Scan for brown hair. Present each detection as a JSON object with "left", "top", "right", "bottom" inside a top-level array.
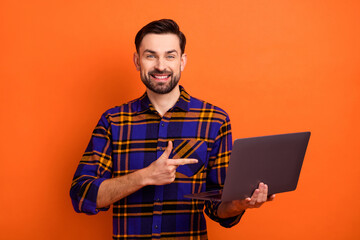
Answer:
[{"left": 135, "top": 19, "right": 186, "bottom": 54}]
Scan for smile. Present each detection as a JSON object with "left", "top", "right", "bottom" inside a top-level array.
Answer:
[{"left": 150, "top": 74, "right": 171, "bottom": 80}]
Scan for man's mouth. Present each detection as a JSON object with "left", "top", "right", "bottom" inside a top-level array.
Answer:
[{"left": 150, "top": 74, "right": 172, "bottom": 81}]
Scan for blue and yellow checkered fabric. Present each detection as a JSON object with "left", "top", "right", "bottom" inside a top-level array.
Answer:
[{"left": 70, "top": 86, "right": 242, "bottom": 239}]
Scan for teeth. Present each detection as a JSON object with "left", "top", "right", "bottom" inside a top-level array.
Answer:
[{"left": 154, "top": 75, "right": 169, "bottom": 79}]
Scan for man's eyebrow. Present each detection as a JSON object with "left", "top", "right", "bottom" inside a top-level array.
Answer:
[
  {"left": 166, "top": 50, "right": 178, "bottom": 54},
  {"left": 143, "top": 49, "right": 156, "bottom": 54},
  {"left": 143, "top": 49, "right": 179, "bottom": 55}
]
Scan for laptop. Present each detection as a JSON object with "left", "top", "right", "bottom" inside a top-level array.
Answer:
[{"left": 184, "top": 132, "right": 311, "bottom": 202}]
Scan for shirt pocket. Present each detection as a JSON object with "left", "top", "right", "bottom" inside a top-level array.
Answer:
[{"left": 169, "top": 139, "right": 207, "bottom": 177}]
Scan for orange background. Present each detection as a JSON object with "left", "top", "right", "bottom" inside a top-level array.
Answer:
[{"left": 1, "top": 0, "right": 359, "bottom": 239}]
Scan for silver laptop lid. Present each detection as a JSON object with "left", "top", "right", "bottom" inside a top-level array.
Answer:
[{"left": 221, "top": 132, "right": 310, "bottom": 202}]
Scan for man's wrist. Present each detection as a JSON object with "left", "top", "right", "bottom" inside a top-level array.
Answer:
[
  {"left": 136, "top": 167, "right": 151, "bottom": 187},
  {"left": 217, "top": 201, "right": 245, "bottom": 219}
]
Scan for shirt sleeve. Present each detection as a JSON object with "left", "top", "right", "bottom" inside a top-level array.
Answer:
[
  {"left": 70, "top": 112, "right": 113, "bottom": 215},
  {"left": 204, "top": 114, "right": 245, "bottom": 227}
]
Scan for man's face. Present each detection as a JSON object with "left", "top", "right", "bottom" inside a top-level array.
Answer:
[{"left": 134, "top": 33, "right": 187, "bottom": 94}]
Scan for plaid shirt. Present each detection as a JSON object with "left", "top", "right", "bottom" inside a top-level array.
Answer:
[{"left": 70, "top": 86, "right": 242, "bottom": 239}]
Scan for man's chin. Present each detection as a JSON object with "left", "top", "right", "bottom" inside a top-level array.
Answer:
[
  {"left": 149, "top": 85, "right": 175, "bottom": 94},
  {"left": 143, "top": 80, "right": 179, "bottom": 94}
]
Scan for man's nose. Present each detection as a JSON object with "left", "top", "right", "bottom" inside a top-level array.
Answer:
[{"left": 155, "top": 58, "right": 166, "bottom": 71}]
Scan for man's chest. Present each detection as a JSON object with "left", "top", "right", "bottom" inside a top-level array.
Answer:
[{"left": 109, "top": 112, "right": 219, "bottom": 176}]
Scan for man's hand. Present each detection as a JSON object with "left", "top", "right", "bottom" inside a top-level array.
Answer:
[
  {"left": 97, "top": 141, "right": 198, "bottom": 208},
  {"left": 143, "top": 141, "right": 198, "bottom": 186},
  {"left": 217, "top": 182, "right": 275, "bottom": 219}
]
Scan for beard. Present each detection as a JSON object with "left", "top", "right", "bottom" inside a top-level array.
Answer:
[{"left": 140, "top": 69, "right": 181, "bottom": 94}]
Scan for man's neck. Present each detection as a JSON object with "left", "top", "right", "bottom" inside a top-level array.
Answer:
[{"left": 146, "top": 85, "right": 180, "bottom": 117}]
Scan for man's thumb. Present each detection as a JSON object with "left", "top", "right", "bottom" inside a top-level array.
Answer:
[{"left": 161, "top": 141, "right": 173, "bottom": 159}]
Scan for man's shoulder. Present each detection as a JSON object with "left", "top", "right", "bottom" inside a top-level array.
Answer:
[
  {"left": 189, "top": 96, "right": 230, "bottom": 121},
  {"left": 101, "top": 97, "right": 143, "bottom": 117}
]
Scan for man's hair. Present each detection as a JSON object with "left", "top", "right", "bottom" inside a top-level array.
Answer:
[{"left": 135, "top": 19, "right": 186, "bottom": 54}]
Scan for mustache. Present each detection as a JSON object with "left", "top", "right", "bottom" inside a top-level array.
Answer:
[{"left": 148, "top": 70, "right": 173, "bottom": 75}]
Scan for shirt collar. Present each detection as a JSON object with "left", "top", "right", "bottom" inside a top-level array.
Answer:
[{"left": 138, "top": 85, "right": 190, "bottom": 113}]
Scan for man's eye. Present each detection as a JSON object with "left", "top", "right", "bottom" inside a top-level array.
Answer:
[
  {"left": 167, "top": 55, "right": 175, "bottom": 59},
  {"left": 146, "top": 55, "right": 155, "bottom": 58}
]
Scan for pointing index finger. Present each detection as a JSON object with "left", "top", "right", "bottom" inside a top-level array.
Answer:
[{"left": 170, "top": 158, "right": 198, "bottom": 166}]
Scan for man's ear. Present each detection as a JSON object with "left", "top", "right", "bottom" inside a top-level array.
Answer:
[
  {"left": 180, "top": 53, "right": 187, "bottom": 72},
  {"left": 133, "top": 52, "right": 140, "bottom": 71}
]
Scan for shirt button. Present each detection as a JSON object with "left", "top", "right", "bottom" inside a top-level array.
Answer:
[
  {"left": 159, "top": 147, "right": 163, "bottom": 151},
  {"left": 156, "top": 198, "right": 160, "bottom": 201},
  {"left": 161, "top": 123, "right": 165, "bottom": 127},
  {"left": 155, "top": 225, "right": 158, "bottom": 229}
]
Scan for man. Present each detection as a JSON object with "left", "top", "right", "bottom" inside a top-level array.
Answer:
[{"left": 70, "top": 19, "right": 274, "bottom": 239}]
